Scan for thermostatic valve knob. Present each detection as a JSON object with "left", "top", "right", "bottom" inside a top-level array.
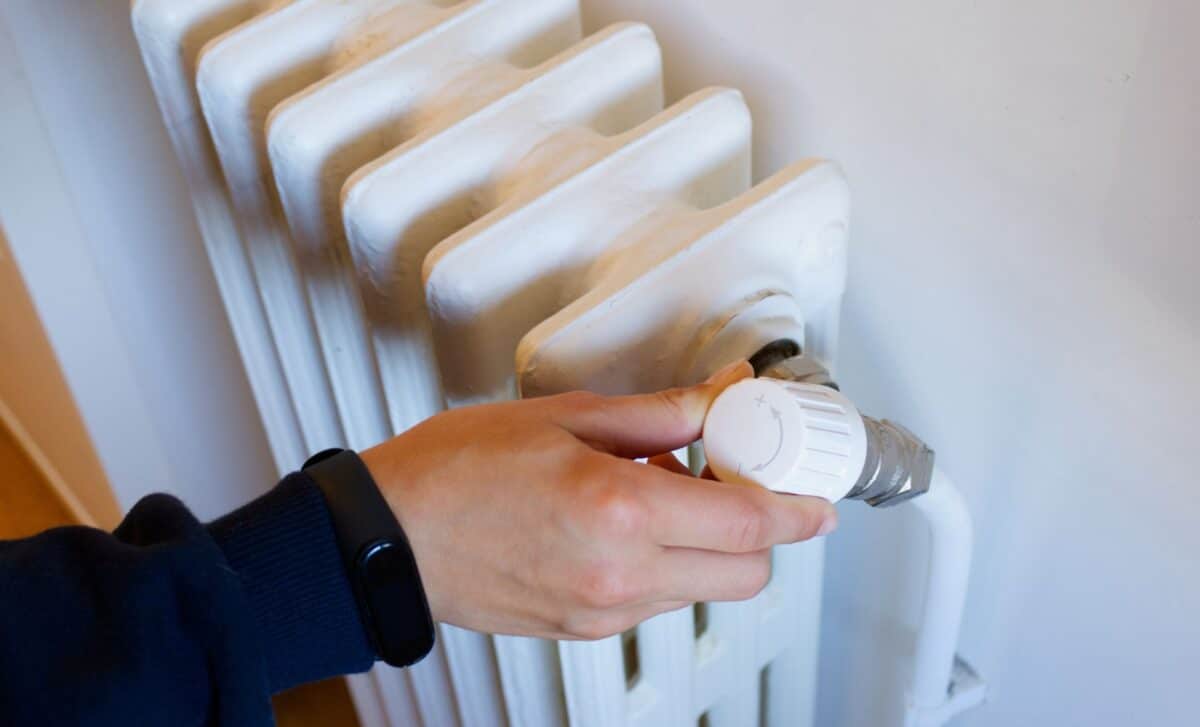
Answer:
[
  {"left": 702, "top": 378, "right": 869, "bottom": 501},
  {"left": 702, "top": 376, "right": 936, "bottom": 506}
]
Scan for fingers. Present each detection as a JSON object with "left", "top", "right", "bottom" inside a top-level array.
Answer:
[
  {"left": 647, "top": 452, "right": 692, "bottom": 476},
  {"left": 552, "top": 360, "right": 753, "bottom": 458},
  {"left": 601, "top": 456, "right": 836, "bottom": 552},
  {"left": 557, "top": 601, "right": 690, "bottom": 641},
  {"left": 558, "top": 549, "right": 775, "bottom": 639},
  {"left": 652, "top": 548, "right": 773, "bottom": 602}
]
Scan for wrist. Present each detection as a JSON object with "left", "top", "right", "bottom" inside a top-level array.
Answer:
[
  {"left": 359, "top": 444, "right": 401, "bottom": 519},
  {"left": 304, "top": 449, "right": 435, "bottom": 668},
  {"left": 361, "top": 442, "right": 455, "bottom": 627}
]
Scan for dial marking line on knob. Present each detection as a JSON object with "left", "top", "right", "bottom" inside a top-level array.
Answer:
[{"left": 751, "top": 406, "right": 784, "bottom": 473}]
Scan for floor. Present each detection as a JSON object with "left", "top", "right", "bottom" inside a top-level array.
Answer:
[{"left": 0, "top": 420, "right": 359, "bottom": 726}]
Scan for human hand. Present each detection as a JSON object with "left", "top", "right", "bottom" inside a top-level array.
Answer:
[{"left": 360, "top": 360, "right": 837, "bottom": 640}]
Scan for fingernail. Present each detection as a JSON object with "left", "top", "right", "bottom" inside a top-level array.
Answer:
[
  {"left": 816, "top": 513, "right": 838, "bottom": 537},
  {"left": 705, "top": 359, "right": 748, "bottom": 385}
]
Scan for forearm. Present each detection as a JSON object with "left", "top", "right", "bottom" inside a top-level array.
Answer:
[{"left": 0, "top": 471, "right": 377, "bottom": 726}]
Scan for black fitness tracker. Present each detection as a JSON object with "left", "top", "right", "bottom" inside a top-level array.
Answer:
[{"left": 303, "top": 448, "right": 435, "bottom": 668}]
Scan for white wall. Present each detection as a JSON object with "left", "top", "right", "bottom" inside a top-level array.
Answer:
[
  {"left": 581, "top": 1, "right": 1199, "bottom": 725},
  {"left": 0, "top": 0, "right": 276, "bottom": 520}
]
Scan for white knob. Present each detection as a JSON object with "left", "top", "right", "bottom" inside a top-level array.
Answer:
[{"left": 702, "top": 378, "right": 869, "bottom": 501}]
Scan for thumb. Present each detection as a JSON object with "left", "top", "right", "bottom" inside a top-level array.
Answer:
[{"left": 554, "top": 360, "right": 753, "bottom": 458}]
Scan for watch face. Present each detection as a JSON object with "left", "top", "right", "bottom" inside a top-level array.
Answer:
[{"left": 358, "top": 540, "right": 435, "bottom": 666}]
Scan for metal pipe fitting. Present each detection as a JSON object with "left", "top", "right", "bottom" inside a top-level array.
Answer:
[
  {"left": 753, "top": 339, "right": 934, "bottom": 508},
  {"left": 845, "top": 416, "right": 935, "bottom": 507}
]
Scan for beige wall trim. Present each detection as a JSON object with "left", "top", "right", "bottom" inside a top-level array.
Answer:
[{"left": 0, "top": 397, "right": 97, "bottom": 528}]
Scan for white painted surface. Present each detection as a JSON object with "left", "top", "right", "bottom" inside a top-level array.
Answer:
[
  {"left": 0, "top": 0, "right": 275, "bottom": 519},
  {"left": 579, "top": 1, "right": 1200, "bottom": 725},
  {"left": 133, "top": 0, "right": 319, "bottom": 474},
  {"left": 343, "top": 20, "right": 664, "bottom": 432},
  {"left": 905, "top": 474, "right": 981, "bottom": 726},
  {"left": 269, "top": 0, "right": 582, "bottom": 451},
  {"left": 517, "top": 161, "right": 848, "bottom": 400},
  {"left": 426, "top": 87, "right": 752, "bottom": 406}
]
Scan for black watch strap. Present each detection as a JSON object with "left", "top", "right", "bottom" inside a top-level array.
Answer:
[{"left": 303, "top": 448, "right": 435, "bottom": 668}]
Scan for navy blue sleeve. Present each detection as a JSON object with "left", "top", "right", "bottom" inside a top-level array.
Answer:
[{"left": 0, "top": 472, "right": 376, "bottom": 726}]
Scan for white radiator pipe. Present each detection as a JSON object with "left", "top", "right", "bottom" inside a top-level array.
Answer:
[
  {"left": 903, "top": 469, "right": 985, "bottom": 727},
  {"left": 703, "top": 358, "right": 986, "bottom": 726}
]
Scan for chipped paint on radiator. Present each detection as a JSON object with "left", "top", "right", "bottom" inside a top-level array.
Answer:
[{"left": 131, "top": 1, "right": 846, "bottom": 725}]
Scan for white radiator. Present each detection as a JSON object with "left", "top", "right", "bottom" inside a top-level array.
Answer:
[{"left": 130, "top": 2, "right": 862, "bottom": 725}]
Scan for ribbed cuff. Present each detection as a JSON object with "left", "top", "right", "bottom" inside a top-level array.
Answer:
[{"left": 207, "top": 473, "right": 376, "bottom": 693}]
